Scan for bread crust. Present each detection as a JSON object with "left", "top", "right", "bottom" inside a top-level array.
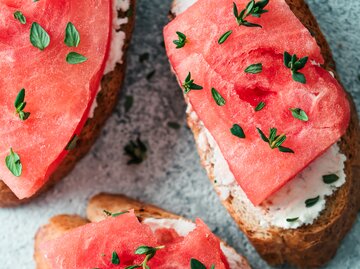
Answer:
[
  {"left": 34, "top": 193, "right": 251, "bottom": 269},
  {"left": 0, "top": 0, "right": 136, "bottom": 207},
  {"left": 179, "top": 0, "right": 360, "bottom": 268}
]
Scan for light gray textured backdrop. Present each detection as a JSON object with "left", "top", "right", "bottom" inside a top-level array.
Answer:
[{"left": 0, "top": 0, "right": 359, "bottom": 268}]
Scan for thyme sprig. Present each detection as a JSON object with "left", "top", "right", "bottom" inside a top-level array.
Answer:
[
  {"left": 125, "top": 246, "right": 164, "bottom": 269},
  {"left": 284, "top": 52, "right": 308, "bottom": 84},
  {"left": 182, "top": 72, "right": 203, "bottom": 94},
  {"left": 14, "top": 88, "right": 30, "bottom": 121},
  {"left": 190, "top": 259, "right": 215, "bottom": 269},
  {"left": 233, "top": 0, "right": 269, "bottom": 28},
  {"left": 173, "top": 31, "right": 187, "bottom": 49},
  {"left": 256, "top": 127, "right": 294, "bottom": 153}
]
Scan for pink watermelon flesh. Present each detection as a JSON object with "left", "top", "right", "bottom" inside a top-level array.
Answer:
[
  {"left": 41, "top": 212, "right": 229, "bottom": 269},
  {"left": 0, "top": 0, "right": 111, "bottom": 199},
  {"left": 164, "top": 0, "right": 350, "bottom": 205}
]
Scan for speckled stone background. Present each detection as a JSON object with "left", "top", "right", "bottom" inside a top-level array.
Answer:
[{"left": 0, "top": 0, "right": 359, "bottom": 268}]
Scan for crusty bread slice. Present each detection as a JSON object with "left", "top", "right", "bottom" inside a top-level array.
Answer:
[
  {"left": 34, "top": 193, "right": 251, "bottom": 269},
  {"left": 0, "top": 0, "right": 136, "bottom": 207},
  {"left": 170, "top": 0, "right": 360, "bottom": 268}
]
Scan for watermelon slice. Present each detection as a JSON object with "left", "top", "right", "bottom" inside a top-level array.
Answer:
[
  {"left": 164, "top": 0, "right": 350, "bottom": 205},
  {"left": 41, "top": 212, "right": 229, "bottom": 269},
  {"left": 0, "top": 0, "right": 111, "bottom": 198}
]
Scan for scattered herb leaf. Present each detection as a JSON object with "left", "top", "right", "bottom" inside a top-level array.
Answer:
[
  {"left": 65, "top": 135, "right": 79, "bottom": 151},
  {"left": 173, "top": 31, "right": 187, "bottom": 49},
  {"left": 167, "top": 122, "right": 181, "bottom": 130},
  {"left": 124, "top": 137, "right": 147, "bottom": 164},
  {"left": 14, "top": 11, "right": 26, "bottom": 24},
  {"left": 14, "top": 88, "right": 30, "bottom": 121},
  {"left": 103, "top": 210, "right": 129, "bottom": 217},
  {"left": 64, "top": 22, "right": 80, "bottom": 47},
  {"left": 290, "top": 108, "right": 309, "bottom": 122},
  {"left": 30, "top": 22, "right": 50, "bottom": 50},
  {"left": 245, "top": 63, "right": 262, "bottom": 74},
  {"left": 5, "top": 148, "right": 22, "bottom": 177},
  {"left": 256, "top": 127, "right": 294, "bottom": 153},
  {"left": 255, "top": 101, "right": 265, "bottom": 111},
  {"left": 124, "top": 95, "right": 134, "bottom": 113},
  {"left": 211, "top": 88, "right": 226, "bottom": 106},
  {"left": 305, "top": 196, "right": 320, "bottom": 208},
  {"left": 182, "top": 72, "right": 203, "bottom": 94},
  {"left": 286, "top": 217, "right": 299, "bottom": 222},
  {"left": 323, "top": 174, "right": 339, "bottom": 184},
  {"left": 190, "top": 259, "right": 207, "bottom": 269},
  {"left": 231, "top": 124, "right": 246, "bottom": 139},
  {"left": 111, "top": 251, "right": 120, "bottom": 265},
  {"left": 66, "top": 52, "right": 87, "bottom": 64},
  {"left": 218, "top": 30, "right": 232, "bottom": 44},
  {"left": 125, "top": 246, "right": 164, "bottom": 269},
  {"left": 233, "top": 0, "right": 269, "bottom": 28},
  {"left": 283, "top": 51, "right": 308, "bottom": 84}
]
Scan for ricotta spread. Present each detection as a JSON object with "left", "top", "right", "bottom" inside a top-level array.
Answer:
[
  {"left": 143, "top": 218, "right": 247, "bottom": 268},
  {"left": 89, "top": 0, "right": 130, "bottom": 118}
]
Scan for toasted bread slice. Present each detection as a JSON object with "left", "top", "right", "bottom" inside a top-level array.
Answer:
[
  {"left": 34, "top": 193, "right": 251, "bottom": 269},
  {"left": 0, "top": 0, "right": 136, "bottom": 207},
  {"left": 170, "top": 0, "right": 360, "bottom": 267}
]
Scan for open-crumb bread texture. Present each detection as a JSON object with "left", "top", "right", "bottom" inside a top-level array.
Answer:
[
  {"left": 0, "top": 0, "right": 136, "bottom": 207},
  {"left": 169, "top": 0, "right": 360, "bottom": 268},
  {"left": 34, "top": 193, "right": 251, "bottom": 269}
]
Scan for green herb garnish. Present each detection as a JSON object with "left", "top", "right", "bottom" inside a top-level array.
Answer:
[
  {"left": 284, "top": 52, "right": 308, "bottom": 84},
  {"left": 286, "top": 217, "right": 299, "bottom": 222},
  {"left": 290, "top": 108, "right": 309, "bottom": 122},
  {"left": 218, "top": 30, "right": 232, "bottom": 44},
  {"left": 14, "top": 88, "right": 30, "bottom": 121},
  {"left": 66, "top": 52, "right": 87, "bottom": 64},
  {"left": 211, "top": 88, "right": 226, "bottom": 106},
  {"left": 124, "top": 95, "right": 134, "bottom": 113},
  {"left": 230, "top": 124, "right": 245, "bottom": 138},
  {"left": 305, "top": 196, "right": 320, "bottom": 208},
  {"left": 255, "top": 101, "right": 265, "bottom": 111},
  {"left": 103, "top": 210, "right": 129, "bottom": 217},
  {"left": 124, "top": 137, "right": 147, "bottom": 164},
  {"left": 233, "top": 0, "right": 269, "bottom": 28},
  {"left": 256, "top": 127, "right": 294, "bottom": 153},
  {"left": 64, "top": 22, "right": 80, "bottom": 47},
  {"left": 245, "top": 63, "right": 262, "bottom": 74},
  {"left": 323, "top": 174, "right": 339, "bottom": 184},
  {"left": 125, "top": 246, "right": 164, "bottom": 269},
  {"left": 190, "top": 259, "right": 215, "bottom": 269},
  {"left": 173, "top": 31, "right": 187, "bottom": 49},
  {"left": 182, "top": 72, "right": 203, "bottom": 94},
  {"left": 5, "top": 148, "right": 22, "bottom": 177},
  {"left": 30, "top": 22, "right": 50, "bottom": 50},
  {"left": 111, "top": 251, "right": 120, "bottom": 265},
  {"left": 65, "top": 135, "right": 78, "bottom": 151},
  {"left": 14, "top": 11, "right": 26, "bottom": 24}
]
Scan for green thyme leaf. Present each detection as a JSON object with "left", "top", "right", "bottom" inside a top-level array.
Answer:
[
  {"left": 190, "top": 258, "right": 206, "bottom": 269},
  {"left": 66, "top": 52, "right": 87, "bottom": 64},
  {"left": 278, "top": 146, "right": 295, "bottom": 153},
  {"left": 245, "top": 63, "right": 262, "bottom": 74},
  {"left": 211, "top": 265, "right": 215, "bottom": 269},
  {"left": 256, "top": 127, "right": 269, "bottom": 143},
  {"left": 111, "top": 251, "right": 120, "bottom": 265},
  {"left": 182, "top": 72, "right": 203, "bottom": 94},
  {"left": 30, "top": 22, "right": 50, "bottom": 50},
  {"left": 231, "top": 124, "right": 245, "bottom": 139},
  {"left": 286, "top": 217, "right": 299, "bottom": 222},
  {"left": 65, "top": 135, "right": 79, "bottom": 151},
  {"left": 305, "top": 196, "right": 320, "bottom": 208},
  {"left": 255, "top": 101, "right": 265, "bottom": 111},
  {"left": 323, "top": 174, "right": 339, "bottom": 184},
  {"left": 233, "top": 0, "right": 269, "bottom": 27},
  {"left": 124, "top": 95, "right": 134, "bottom": 113},
  {"left": 257, "top": 128, "right": 294, "bottom": 153},
  {"left": 124, "top": 137, "right": 147, "bottom": 164},
  {"left": 173, "top": 31, "right": 187, "bottom": 49},
  {"left": 103, "top": 210, "right": 129, "bottom": 217},
  {"left": 211, "top": 88, "right": 226, "bottom": 106},
  {"left": 218, "top": 30, "right": 232, "bottom": 44},
  {"left": 14, "top": 88, "right": 30, "bottom": 121},
  {"left": 290, "top": 108, "right": 309, "bottom": 122},
  {"left": 14, "top": 11, "right": 26, "bottom": 24},
  {"left": 292, "top": 71, "right": 306, "bottom": 84},
  {"left": 126, "top": 246, "right": 164, "bottom": 269},
  {"left": 64, "top": 22, "right": 80, "bottom": 47},
  {"left": 5, "top": 148, "right": 22, "bottom": 177}
]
